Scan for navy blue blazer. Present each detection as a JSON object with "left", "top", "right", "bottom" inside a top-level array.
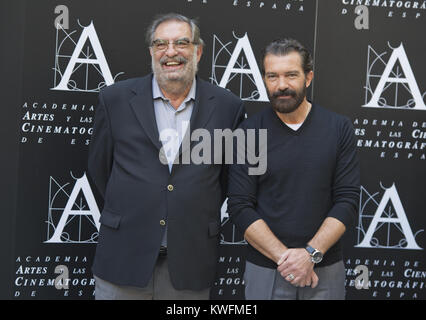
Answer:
[{"left": 88, "top": 74, "right": 245, "bottom": 290}]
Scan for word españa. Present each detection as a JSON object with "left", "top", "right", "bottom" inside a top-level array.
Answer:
[{"left": 231, "top": 1, "right": 305, "bottom": 11}]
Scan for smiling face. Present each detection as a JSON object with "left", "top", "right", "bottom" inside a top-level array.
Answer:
[
  {"left": 263, "top": 52, "right": 313, "bottom": 114},
  {"left": 150, "top": 20, "right": 202, "bottom": 90}
]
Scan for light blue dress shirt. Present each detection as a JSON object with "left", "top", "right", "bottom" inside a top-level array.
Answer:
[{"left": 152, "top": 76, "right": 196, "bottom": 172}]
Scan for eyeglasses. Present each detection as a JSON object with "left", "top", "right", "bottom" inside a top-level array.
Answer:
[{"left": 151, "top": 38, "right": 197, "bottom": 52}]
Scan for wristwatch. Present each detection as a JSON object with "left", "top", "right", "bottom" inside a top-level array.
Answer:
[{"left": 305, "top": 245, "right": 323, "bottom": 264}]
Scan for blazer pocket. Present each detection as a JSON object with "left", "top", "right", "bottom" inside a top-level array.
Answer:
[
  {"left": 99, "top": 209, "right": 122, "bottom": 229},
  {"left": 208, "top": 222, "right": 220, "bottom": 237}
]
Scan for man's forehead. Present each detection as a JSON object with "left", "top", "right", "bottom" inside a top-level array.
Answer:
[
  {"left": 154, "top": 20, "right": 192, "bottom": 38},
  {"left": 264, "top": 52, "right": 303, "bottom": 71}
]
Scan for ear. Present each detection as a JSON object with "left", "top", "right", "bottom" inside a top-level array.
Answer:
[
  {"left": 305, "top": 71, "right": 314, "bottom": 87},
  {"left": 149, "top": 47, "right": 153, "bottom": 57},
  {"left": 196, "top": 45, "right": 203, "bottom": 63}
]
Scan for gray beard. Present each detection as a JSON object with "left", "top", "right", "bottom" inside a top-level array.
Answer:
[
  {"left": 152, "top": 48, "right": 198, "bottom": 96},
  {"left": 155, "top": 72, "right": 194, "bottom": 96}
]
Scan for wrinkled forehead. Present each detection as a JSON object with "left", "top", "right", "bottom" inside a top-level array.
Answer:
[
  {"left": 264, "top": 52, "right": 304, "bottom": 73},
  {"left": 153, "top": 20, "right": 192, "bottom": 40}
]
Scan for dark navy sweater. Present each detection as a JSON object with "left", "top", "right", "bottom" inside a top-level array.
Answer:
[{"left": 227, "top": 103, "right": 360, "bottom": 269}]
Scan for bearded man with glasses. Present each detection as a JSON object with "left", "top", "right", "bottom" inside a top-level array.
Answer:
[{"left": 88, "top": 13, "right": 245, "bottom": 300}]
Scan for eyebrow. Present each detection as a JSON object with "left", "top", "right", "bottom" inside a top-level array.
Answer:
[
  {"left": 285, "top": 71, "right": 300, "bottom": 75},
  {"left": 153, "top": 37, "right": 191, "bottom": 42},
  {"left": 265, "top": 71, "right": 301, "bottom": 76}
]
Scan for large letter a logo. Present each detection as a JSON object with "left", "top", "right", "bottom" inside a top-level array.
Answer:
[
  {"left": 363, "top": 43, "right": 425, "bottom": 110},
  {"left": 45, "top": 173, "right": 101, "bottom": 244},
  {"left": 212, "top": 33, "right": 268, "bottom": 102},
  {"left": 357, "top": 184, "right": 423, "bottom": 250},
  {"left": 51, "top": 22, "right": 118, "bottom": 92}
]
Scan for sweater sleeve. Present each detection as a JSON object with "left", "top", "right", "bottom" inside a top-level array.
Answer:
[
  {"left": 327, "top": 117, "right": 361, "bottom": 229},
  {"left": 220, "top": 101, "right": 247, "bottom": 203},
  {"left": 227, "top": 125, "right": 262, "bottom": 234}
]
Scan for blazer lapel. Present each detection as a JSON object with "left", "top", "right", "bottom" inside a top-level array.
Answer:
[{"left": 129, "top": 75, "right": 163, "bottom": 151}]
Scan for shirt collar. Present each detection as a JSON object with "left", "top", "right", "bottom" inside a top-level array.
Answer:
[{"left": 152, "top": 76, "right": 196, "bottom": 103}]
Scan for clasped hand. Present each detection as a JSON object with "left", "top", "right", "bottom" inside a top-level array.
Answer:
[{"left": 277, "top": 248, "right": 319, "bottom": 288}]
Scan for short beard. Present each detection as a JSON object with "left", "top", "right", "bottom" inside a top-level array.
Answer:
[
  {"left": 152, "top": 47, "right": 198, "bottom": 96},
  {"left": 268, "top": 82, "right": 306, "bottom": 114}
]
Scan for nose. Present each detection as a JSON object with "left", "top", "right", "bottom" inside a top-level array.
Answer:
[
  {"left": 164, "top": 43, "right": 178, "bottom": 57},
  {"left": 277, "top": 76, "right": 289, "bottom": 91}
]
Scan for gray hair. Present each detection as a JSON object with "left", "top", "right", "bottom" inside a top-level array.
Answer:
[
  {"left": 261, "top": 38, "right": 313, "bottom": 75},
  {"left": 145, "top": 13, "right": 205, "bottom": 47}
]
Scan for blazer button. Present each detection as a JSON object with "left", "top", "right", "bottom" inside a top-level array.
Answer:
[
  {"left": 167, "top": 184, "right": 174, "bottom": 192},
  {"left": 160, "top": 219, "right": 166, "bottom": 226}
]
